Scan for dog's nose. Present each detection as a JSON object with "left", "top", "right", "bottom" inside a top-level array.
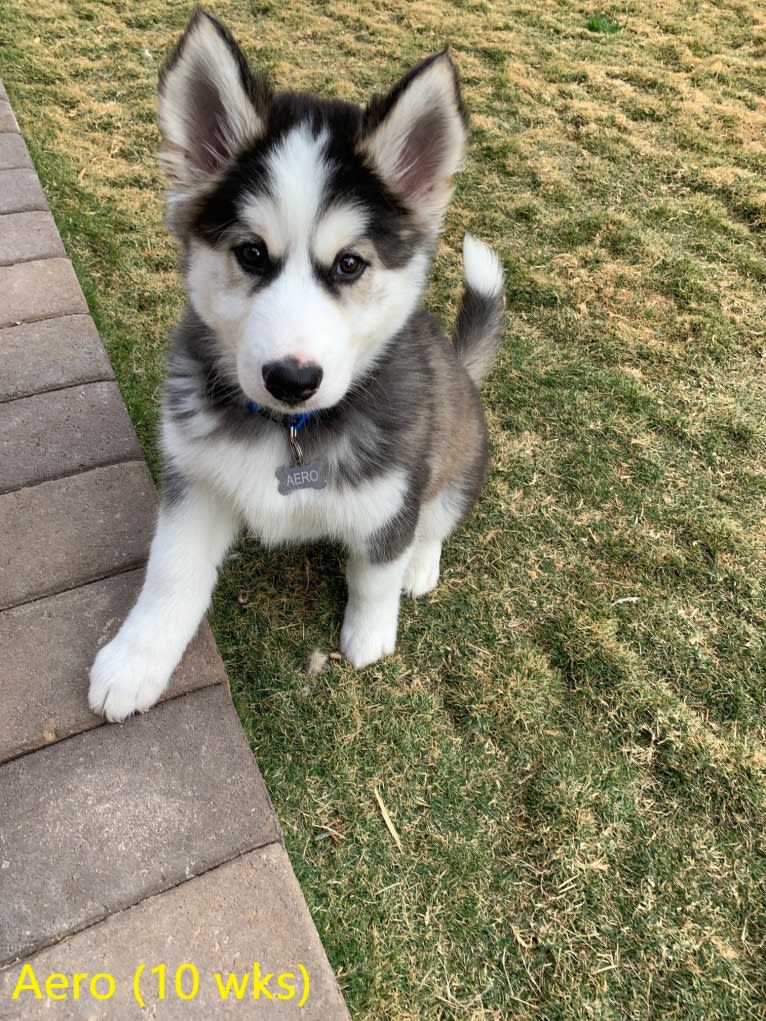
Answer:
[{"left": 262, "top": 359, "right": 323, "bottom": 405}]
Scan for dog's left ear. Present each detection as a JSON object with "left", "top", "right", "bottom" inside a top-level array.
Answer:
[{"left": 361, "top": 51, "right": 467, "bottom": 232}]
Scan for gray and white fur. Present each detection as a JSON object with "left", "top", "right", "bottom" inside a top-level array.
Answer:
[{"left": 89, "top": 10, "right": 505, "bottom": 721}]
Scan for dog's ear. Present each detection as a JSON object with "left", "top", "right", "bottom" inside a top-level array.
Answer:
[
  {"left": 361, "top": 51, "right": 467, "bottom": 232},
  {"left": 157, "top": 10, "right": 270, "bottom": 190}
]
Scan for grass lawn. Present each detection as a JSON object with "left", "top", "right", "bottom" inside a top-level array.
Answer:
[{"left": 3, "top": 0, "right": 766, "bottom": 1017}]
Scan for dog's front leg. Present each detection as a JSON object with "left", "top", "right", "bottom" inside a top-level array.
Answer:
[
  {"left": 340, "top": 550, "right": 410, "bottom": 668},
  {"left": 89, "top": 483, "right": 239, "bottom": 722}
]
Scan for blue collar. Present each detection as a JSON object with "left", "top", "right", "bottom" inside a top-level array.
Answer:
[{"left": 246, "top": 400, "right": 315, "bottom": 432}]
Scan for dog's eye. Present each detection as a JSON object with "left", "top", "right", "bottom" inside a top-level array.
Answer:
[
  {"left": 234, "top": 240, "right": 269, "bottom": 274},
  {"left": 332, "top": 252, "right": 366, "bottom": 282}
]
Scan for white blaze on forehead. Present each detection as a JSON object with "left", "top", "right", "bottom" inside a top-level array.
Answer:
[
  {"left": 238, "top": 123, "right": 331, "bottom": 258},
  {"left": 314, "top": 203, "right": 370, "bottom": 265}
]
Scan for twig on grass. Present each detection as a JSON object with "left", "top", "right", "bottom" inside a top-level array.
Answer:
[{"left": 374, "top": 786, "right": 403, "bottom": 852}]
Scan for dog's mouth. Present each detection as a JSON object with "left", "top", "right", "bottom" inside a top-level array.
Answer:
[
  {"left": 246, "top": 389, "right": 323, "bottom": 416},
  {"left": 246, "top": 396, "right": 318, "bottom": 423},
  {"left": 243, "top": 385, "right": 340, "bottom": 421}
]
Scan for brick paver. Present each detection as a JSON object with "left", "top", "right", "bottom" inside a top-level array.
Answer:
[
  {"left": 0, "top": 132, "right": 32, "bottom": 169},
  {"left": 0, "top": 570, "right": 226, "bottom": 763},
  {"left": 0, "top": 315, "right": 113, "bottom": 401},
  {"left": 0, "top": 169, "right": 47, "bottom": 214},
  {"left": 0, "top": 258, "right": 88, "bottom": 327},
  {"left": 0, "top": 101, "right": 17, "bottom": 134},
  {"left": 0, "top": 382, "right": 142, "bottom": 492},
  {"left": 0, "top": 845, "right": 351, "bottom": 1020},
  {"left": 0, "top": 461, "right": 156, "bottom": 610},
  {"left": 0, "top": 685, "right": 281, "bottom": 963},
  {"left": 0, "top": 210, "right": 66, "bottom": 266}
]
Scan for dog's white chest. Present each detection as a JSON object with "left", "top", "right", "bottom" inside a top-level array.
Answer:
[{"left": 167, "top": 422, "right": 406, "bottom": 549}]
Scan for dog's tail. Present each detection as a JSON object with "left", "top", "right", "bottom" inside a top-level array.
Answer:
[{"left": 452, "top": 234, "right": 505, "bottom": 387}]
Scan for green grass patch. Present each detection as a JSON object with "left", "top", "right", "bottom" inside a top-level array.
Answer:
[
  {"left": 3, "top": 0, "right": 766, "bottom": 1017},
  {"left": 585, "top": 13, "right": 622, "bottom": 34}
]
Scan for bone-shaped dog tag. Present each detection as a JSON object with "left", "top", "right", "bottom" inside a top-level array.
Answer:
[{"left": 276, "top": 462, "right": 328, "bottom": 495}]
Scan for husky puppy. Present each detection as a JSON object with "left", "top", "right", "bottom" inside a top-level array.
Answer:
[{"left": 89, "top": 10, "right": 505, "bottom": 722}]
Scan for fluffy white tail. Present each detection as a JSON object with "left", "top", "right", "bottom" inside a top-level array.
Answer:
[{"left": 452, "top": 234, "right": 505, "bottom": 387}]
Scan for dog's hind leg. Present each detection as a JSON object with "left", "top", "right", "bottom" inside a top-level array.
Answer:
[
  {"left": 341, "top": 550, "right": 411, "bottom": 668},
  {"left": 88, "top": 482, "right": 239, "bottom": 722},
  {"left": 402, "top": 485, "right": 466, "bottom": 598},
  {"left": 402, "top": 538, "right": 442, "bottom": 598}
]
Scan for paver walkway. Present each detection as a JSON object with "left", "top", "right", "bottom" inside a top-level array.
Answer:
[{"left": 0, "top": 81, "right": 351, "bottom": 1019}]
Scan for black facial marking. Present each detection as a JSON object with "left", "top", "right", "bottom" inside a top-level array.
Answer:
[
  {"left": 182, "top": 87, "right": 425, "bottom": 272},
  {"left": 189, "top": 154, "right": 273, "bottom": 248},
  {"left": 321, "top": 153, "right": 422, "bottom": 271}
]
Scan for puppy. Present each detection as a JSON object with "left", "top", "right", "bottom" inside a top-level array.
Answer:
[{"left": 89, "top": 10, "right": 504, "bottom": 721}]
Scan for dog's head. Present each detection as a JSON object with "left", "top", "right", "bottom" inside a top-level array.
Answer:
[{"left": 157, "top": 10, "right": 467, "bottom": 413}]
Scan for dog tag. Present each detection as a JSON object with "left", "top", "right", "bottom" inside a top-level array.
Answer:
[{"left": 276, "top": 462, "right": 328, "bottom": 495}]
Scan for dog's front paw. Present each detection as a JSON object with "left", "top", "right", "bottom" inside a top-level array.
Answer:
[
  {"left": 340, "top": 610, "right": 397, "bottom": 669},
  {"left": 89, "top": 636, "right": 172, "bottom": 723}
]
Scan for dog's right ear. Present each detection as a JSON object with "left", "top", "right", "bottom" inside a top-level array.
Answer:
[{"left": 157, "top": 10, "right": 270, "bottom": 191}]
